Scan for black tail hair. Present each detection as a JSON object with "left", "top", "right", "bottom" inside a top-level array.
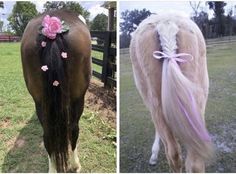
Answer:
[{"left": 37, "top": 33, "right": 70, "bottom": 172}]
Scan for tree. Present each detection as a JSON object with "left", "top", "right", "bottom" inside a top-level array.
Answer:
[
  {"left": 225, "top": 9, "right": 234, "bottom": 36},
  {"left": 0, "top": 1, "right": 3, "bottom": 32},
  {"left": 0, "top": 1, "right": 3, "bottom": 8},
  {"left": 43, "top": 1, "right": 90, "bottom": 23},
  {"left": 189, "top": 1, "right": 201, "bottom": 17},
  {"left": 192, "top": 11, "right": 209, "bottom": 38},
  {"left": 120, "top": 9, "right": 151, "bottom": 35},
  {"left": 120, "top": 33, "right": 131, "bottom": 48},
  {"left": 120, "top": 9, "right": 151, "bottom": 48},
  {"left": 90, "top": 13, "right": 108, "bottom": 31},
  {"left": 0, "top": 21, "right": 3, "bottom": 32},
  {"left": 207, "top": 1, "right": 227, "bottom": 36},
  {"left": 8, "top": 2, "right": 38, "bottom": 36}
]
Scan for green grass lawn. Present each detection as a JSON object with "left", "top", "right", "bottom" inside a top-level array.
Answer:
[
  {"left": 120, "top": 43, "right": 236, "bottom": 172},
  {"left": 0, "top": 42, "right": 116, "bottom": 173}
]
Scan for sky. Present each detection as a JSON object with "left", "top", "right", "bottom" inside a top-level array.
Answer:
[
  {"left": 120, "top": 1, "right": 236, "bottom": 19},
  {"left": 0, "top": 1, "right": 108, "bottom": 30}
]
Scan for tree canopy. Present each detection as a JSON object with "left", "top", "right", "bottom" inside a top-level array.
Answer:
[
  {"left": 207, "top": 1, "right": 227, "bottom": 18},
  {"left": 0, "top": 1, "right": 3, "bottom": 8},
  {"left": 120, "top": 9, "right": 151, "bottom": 35},
  {"left": 43, "top": 1, "right": 90, "bottom": 23},
  {"left": 90, "top": 13, "right": 108, "bottom": 31},
  {"left": 207, "top": 1, "right": 227, "bottom": 36},
  {"left": 0, "top": 1, "right": 3, "bottom": 32},
  {"left": 120, "top": 9, "right": 151, "bottom": 48},
  {"left": 8, "top": 2, "right": 38, "bottom": 36}
]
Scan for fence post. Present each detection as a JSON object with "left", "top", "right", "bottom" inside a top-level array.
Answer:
[{"left": 101, "top": 31, "right": 111, "bottom": 87}]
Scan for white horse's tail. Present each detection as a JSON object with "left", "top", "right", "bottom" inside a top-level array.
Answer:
[{"left": 154, "top": 21, "right": 213, "bottom": 160}]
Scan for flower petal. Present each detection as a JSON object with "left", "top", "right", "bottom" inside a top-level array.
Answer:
[
  {"left": 42, "top": 15, "right": 50, "bottom": 27},
  {"left": 61, "top": 52, "right": 68, "bottom": 59},
  {"left": 41, "top": 15, "right": 62, "bottom": 39},
  {"left": 53, "top": 80, "right": 59, "bottom": 86},
  {"left": 41, "top": 41, "right": 46, "bottom": 47},
  {"left": 41, "top": 65, "right": 48, "bottom": 71}
]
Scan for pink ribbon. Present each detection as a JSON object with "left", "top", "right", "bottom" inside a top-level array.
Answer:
[{"left": 153, "top": 51, "right": 193, "bottom": 63}]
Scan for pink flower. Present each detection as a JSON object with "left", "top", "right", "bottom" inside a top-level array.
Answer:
[
  {"left": 42, "top": 15, "right": 62, "bottom": 39},
  {"left": 53, "top": 80, "right": 60, "bottom": 86},
  {"left": 41, "top": 65, "right": 48, "bottom": 71},
  {"left": 41, "top": 41, "right": 47, "bottom": 47},
  {"left": 61, "top": 52, "right": 68, "bottom": 59}
]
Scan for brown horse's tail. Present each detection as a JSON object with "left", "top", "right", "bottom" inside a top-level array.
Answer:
[
  {"left": 155, "top": 21, "right": 214, "bottom": 160},
  {"left": 37, "top": 32, "right": 70, "bottom": 172}
]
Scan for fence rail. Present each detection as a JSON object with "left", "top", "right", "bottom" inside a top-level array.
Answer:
[
  {"left": 0, "top": 35, "right": 21, "bottom": 42},
  {"left": 206, "top": 35, "right": 236, "bottom": 47},
  {"left": 120, "top": 36, "right": 236, "bottom": 55},
  {"left": 91, "top": 31, "right": 116, "bottom": 88}
]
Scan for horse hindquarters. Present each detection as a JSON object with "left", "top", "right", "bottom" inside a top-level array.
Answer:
[
  {"left": 130, "top": 14, "right": 213, "bottom": 172},
  {"left": 130, "top": 22, "right": 182, "bottom": 172},
  {"left": 21, "top": 11, "right": 91, "bottom": 173}
]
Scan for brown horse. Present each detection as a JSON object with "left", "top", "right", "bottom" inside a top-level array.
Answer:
[
  {"left": 130, "top": 14, "right": 214, "bottom": 172},
  {"left": 21, "top": 10, "right": 91, "bottom": 172}
]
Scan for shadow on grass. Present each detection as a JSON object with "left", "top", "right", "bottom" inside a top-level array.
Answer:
[{"left": 2, "top": 113, "right": 48, "bottom": 173}]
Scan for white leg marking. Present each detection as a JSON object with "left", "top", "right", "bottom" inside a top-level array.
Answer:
[
  {"left": 48, "top": 155, "right": 57, "bottom": 173},
  {"left": 68, "top": 144, "right": 81, "bottom": 172},
  {"left": 149, "top": 133, "right": 160, "bottom": 165}
]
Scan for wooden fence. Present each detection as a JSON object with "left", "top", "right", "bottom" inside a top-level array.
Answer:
[
  {"left": 91, "top": 31, "right": 116, "bottom": 88},
  {"left": 0, "top": 35, "right": 21, "bottom": 42}
]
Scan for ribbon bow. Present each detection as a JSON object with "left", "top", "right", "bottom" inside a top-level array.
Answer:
[{"left": 153, "top": 51, "right": 193, "bottom": 63}]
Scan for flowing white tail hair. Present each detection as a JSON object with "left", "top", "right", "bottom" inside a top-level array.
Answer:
[{"left": 154, "top": 21, "right": 214, "bottom": 160}]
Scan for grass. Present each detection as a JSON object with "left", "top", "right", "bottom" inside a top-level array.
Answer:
[
  {"left": 120, "top": 42, "right": 236, "bottom": 172},
  {"left": 0, "top": 42, "right": 116, "bottom": 173}
]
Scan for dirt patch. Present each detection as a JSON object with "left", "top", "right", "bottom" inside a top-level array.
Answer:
[
  {"left": 6, "top": 136, "right": 17, "bottom": 151},
  {"left": 0, "top": 117, "right": 11, "bottom": 128},
  {"left": 85, "top": 78, "right": 116, "bottom": 128}
]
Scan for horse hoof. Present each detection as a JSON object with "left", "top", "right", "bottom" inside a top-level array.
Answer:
[
  {"left": 67, "top": 166, "right": 81, "bottom": 173},
  {"left": 76, "top": 165, "right": 81, "bottom": 173},
  {"left": 149, "top": 156, "right": 157, "bottom": 165}
]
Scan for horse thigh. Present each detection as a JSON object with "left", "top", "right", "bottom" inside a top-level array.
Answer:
[
  {"left": 70, "top": 97, "right": 85, "bottom": 150},
  {"left": 35, "top": 102, "right": 43, "bottom": 125}
]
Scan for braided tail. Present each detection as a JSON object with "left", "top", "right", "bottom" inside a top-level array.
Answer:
[
  {"left": 155, "top": 21, "right": 214, "bottom": 160},
  {"left": 37, "top": 32, "right": 70, "bottom": 172}
]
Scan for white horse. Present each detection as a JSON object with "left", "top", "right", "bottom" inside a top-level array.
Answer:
[{"left": 130, "top": 14, "right": 214, "bottom": 172}]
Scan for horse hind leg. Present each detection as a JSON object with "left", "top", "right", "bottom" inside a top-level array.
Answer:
[
  {"left": 48, "top": 155, "right": 57, "bottom": 173},
  {"left": 165, "top": 136, "right": 182, "bottom": 172},
  {"left": 185, "top": 148, "right": 205, "bottom": 172},
  {"left": 35, "top": 103, "right": 58, "bottom": 173},
  {"left": 67, "top": 98, "right": 85, "bottom": 172},
  {"left": 67, "top": 126, "right": 81, "bottom": 173},
  {"left": 149, "top": 131, "right": 160, "bottom": 165},
  {"left": 68, "top": 144, "right": 81, "bottom": 172},
  {"left": 151, "top": 109, "right": 182, "bottom": 172}
]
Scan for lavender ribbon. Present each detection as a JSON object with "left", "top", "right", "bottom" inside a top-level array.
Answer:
[
  {"left": 178, "top": 94, "right": 211, "bottom": 141},
  {"left": 153, "top": 51, "right": 193, "bottom": 63}
]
